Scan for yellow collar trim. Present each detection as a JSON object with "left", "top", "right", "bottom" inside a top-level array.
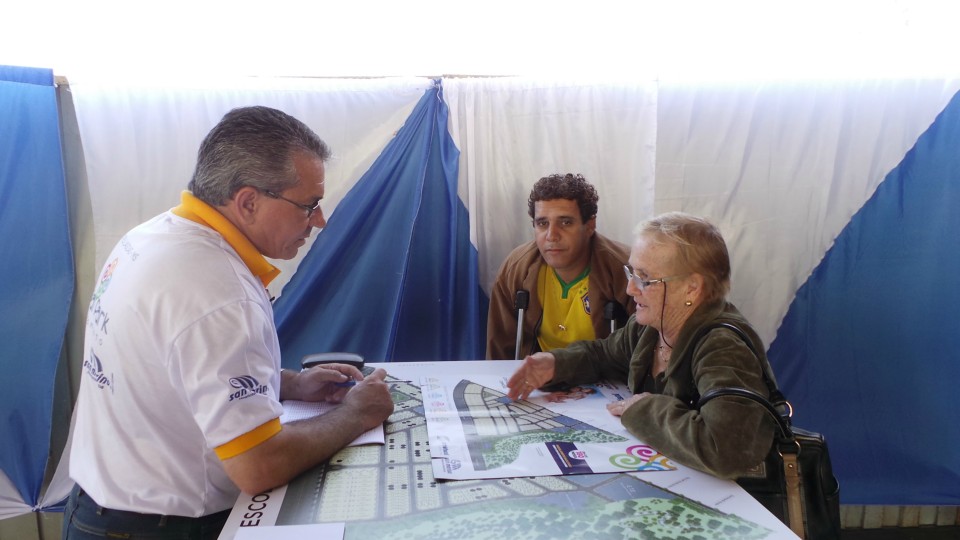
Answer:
[{"left": 171, "top": 191, "right": 280, "bottom": 287}]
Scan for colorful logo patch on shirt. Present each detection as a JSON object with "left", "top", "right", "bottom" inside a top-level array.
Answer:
[
  {"left": 92, "top": 258, "right": 118, "bottom": 303},
  {"left": 582, "top": 293, "right": 591, "bottom": 315},
  {"left": 228, "top": 376, "right": 268, "bottom": 402}
]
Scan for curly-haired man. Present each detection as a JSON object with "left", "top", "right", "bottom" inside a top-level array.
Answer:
[{"left": 487, "top": 173, "right": 635, "bottom": 359}]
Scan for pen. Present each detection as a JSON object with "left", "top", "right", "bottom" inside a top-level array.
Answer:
[{"left": 335, "top": 380, "right": 358, "bottom": 388}]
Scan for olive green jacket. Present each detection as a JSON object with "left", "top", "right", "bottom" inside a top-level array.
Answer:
[{"left": 550, "top": 300, "right": 777, "bottom": 478}]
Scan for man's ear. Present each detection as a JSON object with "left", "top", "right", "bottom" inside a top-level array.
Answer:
[
  {"left": 585, "top": 215, "right": 597, "bottom": 236},
  {"left": 231, "top": 187, "right": 261, "bottom": 224}
]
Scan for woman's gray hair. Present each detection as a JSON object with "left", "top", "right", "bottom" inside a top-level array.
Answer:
[
  {"left": 188, "top": 106, "right": 331, "bottom": 206},
  {"left": 634, "top": 212, "right": 731, "bottom": 303}
]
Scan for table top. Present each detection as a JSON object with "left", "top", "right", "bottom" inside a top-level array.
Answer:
[{"left": 220, "top": 361, "right": 796, "bottom": 540}]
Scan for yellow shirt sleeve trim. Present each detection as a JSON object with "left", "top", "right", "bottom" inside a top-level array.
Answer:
[
  {"left": 171, "top": 191, "right": 281, "bottom": 287},
  {"left": 214, "top": 418, "right": 283, "bottom": 460}
]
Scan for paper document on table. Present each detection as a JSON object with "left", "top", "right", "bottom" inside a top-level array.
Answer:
[
  {"left": 280, "top": 400, "right": 384, "bottom": 446},
  {"left": 219, "top": 368, "right": 795, "bottom": 540},
  {"left": 421, "top": 374, "right": 678, "bottom": 480}
]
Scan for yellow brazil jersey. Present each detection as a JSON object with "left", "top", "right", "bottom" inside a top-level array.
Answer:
[{"left": 537, "top": 264, "right": 596, "bottom": 351}]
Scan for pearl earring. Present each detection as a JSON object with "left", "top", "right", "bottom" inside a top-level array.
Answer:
[{"left": 684, "top": 300, "right": 692, "bottom": 306}]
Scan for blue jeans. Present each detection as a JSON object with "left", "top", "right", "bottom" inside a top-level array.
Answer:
[{"left": 62, "top": 485, "right": 230, "bottom": 539}]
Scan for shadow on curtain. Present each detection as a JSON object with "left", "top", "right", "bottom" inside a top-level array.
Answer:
[
  {"left": 768, "top": 89, "right": 960, "bottom": 505},
  {"left": 0, "top": 65, "right": 74, "bottom": 516},
  {"left": 274, "top": 81, "right": 487, "bottom": 365}
]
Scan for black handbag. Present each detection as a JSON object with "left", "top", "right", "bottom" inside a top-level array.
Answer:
[{"left": 690, "top": 323, "right": 841, "bottom": 539}]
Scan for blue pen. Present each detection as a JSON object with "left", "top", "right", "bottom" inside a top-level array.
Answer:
[{"left": 335, "top": 380, "right": 358, "bottom": 388}]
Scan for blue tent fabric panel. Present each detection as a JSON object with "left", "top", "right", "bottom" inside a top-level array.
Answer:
[
  {"left": 274, "top": 83, "right": 486, "bottom": 365},
  {"left": 768, "top": 89, "right": 960, "bottom": 505},
  {"left": 390, "top": 89, "right": 488, "bottom": 361},
  {"left": 0, "top": 65, "right": 53, "bottom": 86},
  {"left": 0, "top": 65, "right": 74, "bottom": 507}
]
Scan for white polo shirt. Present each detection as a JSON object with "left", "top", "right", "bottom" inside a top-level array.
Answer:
[{"left": 70, "top": 193, "right": 284, "bottom": 516}]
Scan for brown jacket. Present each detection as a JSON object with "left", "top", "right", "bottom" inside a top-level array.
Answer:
[{"left": 486, "top": 233, "right": 635, "bottom": 360}]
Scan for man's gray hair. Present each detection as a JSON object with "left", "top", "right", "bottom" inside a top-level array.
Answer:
[{"left": 188, "top": 106, "right": 331, "bottom": 206}]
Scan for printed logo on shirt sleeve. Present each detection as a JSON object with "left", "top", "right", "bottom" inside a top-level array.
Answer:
[
  {"left": 83, "top": 350, "right": 114, "bottom": 393},
  {"left": 228, "top": 376, "right": 269, "bottom": 402},
  {"left": 88, "top": 258, "right": 118, "bottom": 341},
  {"left": 92, "top": 258, "right": 118, "bottom": 303}
]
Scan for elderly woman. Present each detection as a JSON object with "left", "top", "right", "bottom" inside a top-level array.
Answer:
[{"left": 506, "top": 212, "right": 776, "bottom": 478}]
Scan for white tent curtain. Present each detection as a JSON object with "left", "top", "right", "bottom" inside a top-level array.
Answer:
[
  {"left": 654, "top": 78, "right": 960, "bottom": 346},
  {"left": 444, "top": 77, "right": 658, "bottom": 292},
  {"left": 68, "top": 75, "right": 435, "bottom": 299},
  {"left": 0, "top": 470, "right": 27, "bottom": 519}
]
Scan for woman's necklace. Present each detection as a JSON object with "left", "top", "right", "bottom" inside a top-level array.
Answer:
[{"left": 655, "top": 337, "right": 673, "bottom": 369}]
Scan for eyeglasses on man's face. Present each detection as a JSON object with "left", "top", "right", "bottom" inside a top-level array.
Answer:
[
  {"left": 623, "top": 265, "right": 683, "bottom": 291},
  {"left": 263, "top": 190, "right": 322, "bottom": 218}
]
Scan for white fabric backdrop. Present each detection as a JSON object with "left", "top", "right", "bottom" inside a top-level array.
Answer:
[
  {"left": 444, "top": 77, "right": 658, "bottom": 292},
  {"left": 0, "top": 470, "right": 27, "bottom": 519},
  {"left": 69, "top": 76, "right": 434, "bottom": 299},
  {"left": 655, "top": 78, "right": 960, "bottom": 346}
]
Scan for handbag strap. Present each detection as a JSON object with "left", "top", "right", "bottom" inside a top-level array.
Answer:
[
  {"left": 687, "top": 322, "right": 786, "bottom": 403},
  {"left": 685, "top": 322, "right": 795, "bottom": 438},
  {"left": 698, "top": 386, "right": 793, "bottom": 440}
]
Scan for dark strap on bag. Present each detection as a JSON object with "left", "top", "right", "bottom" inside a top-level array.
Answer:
[
  {"left": 687, "top": 322, "right": 787, "bottom": 407},
  {"left": 690, "top": 323, "right": 805, "bottom": 538},
  {"left": 698, "top": 386, "right": 792, "bottom": 439}
]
